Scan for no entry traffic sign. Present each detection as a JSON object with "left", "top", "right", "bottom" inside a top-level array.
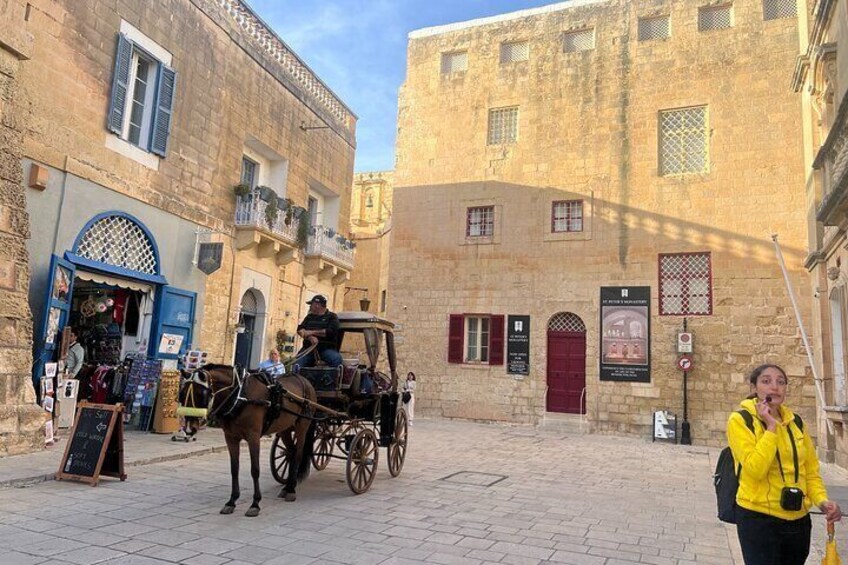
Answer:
[{"left": 677, "top": 355, "right": 693, "bottom": 371}]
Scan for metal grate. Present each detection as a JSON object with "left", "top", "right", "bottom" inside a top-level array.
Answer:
[
  {"left": 441, "top": 51, "right": 468, "bottom": 74},
  {"left": 487, "top": 107, "right": 519, "bottom": 145},
  {"left": 548, "top": 313, "right": 586, "bottom": 333},
  {"left": 660, "top": 106, "right": 709, "bottom": 175},
  {"left": 563, "top": 29, "right": 595, "bottom": 53},
  {"left": 763, "top": 0, "right": 796, "bottom": 20},
  {"left": 76, "top": 215, "right": 158, "bottom": 274},
  {"left": 500, "top": 41, "right": 529, "bottom": 63},
  {"left": 699, "top": 5, "right": 733, "bottom": 31},
  {"left": 240, "top": 289, "right": 259, "bottom": 314},
  {"left": 659, "top": 253, "right": 712, "bottom": 316},
  {"left": 552, "top": 200, "right": 583, "bottom": 233},
  {"left": 638, "top": 16, "right": 671, "bottom": 41},
  {"left": 466, "top": 206, "right": 494, "bottom": 237}
]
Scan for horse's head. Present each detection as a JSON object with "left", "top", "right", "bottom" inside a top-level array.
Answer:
[{"left": 176, "top": 369, "right": 211, "bottom": 420}]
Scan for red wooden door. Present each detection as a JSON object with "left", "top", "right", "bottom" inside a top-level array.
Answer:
[{"left": 547, "top": 331, "right": 586, "bottom": 414}]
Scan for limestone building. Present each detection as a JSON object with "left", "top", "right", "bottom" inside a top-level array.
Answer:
[
  {"left": 13, "top": 0, "right": 356, "bottom": 433},
  {"left": 345, "top": 171, "right": 393, "bottom": 314},
  {"left": 390, "top": 0, "right": 815, "bottom": 444},
  {"left": 795, "top": 0, "right": 848, "bottom": 466}
]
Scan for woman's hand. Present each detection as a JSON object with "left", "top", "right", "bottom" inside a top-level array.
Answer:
[
  {"left": 755, "top": 398, "right": 778, "bottom": 432},
  {"left": 820, "top": 501, "right": 842, "bottom": 523}
]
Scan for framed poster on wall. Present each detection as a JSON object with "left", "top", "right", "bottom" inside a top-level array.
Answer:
[{"left": 600, "top": 286, "right": 650, "bottom": 382}]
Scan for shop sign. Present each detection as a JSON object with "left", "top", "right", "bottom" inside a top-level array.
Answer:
[
  {"left": 197, "top": 242, "right": 223, "bottom": 275},
  {"left": 158, "top": 333, "right": 184, "bottom": 355},
  {"left": 600, "top": 286, "right": 651, "bottom": 382},
  {"left": 507, "top": 315, "right": 530, "bottom": 375}
]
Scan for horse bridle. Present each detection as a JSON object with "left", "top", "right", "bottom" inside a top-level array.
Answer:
[{"left": 204, "top": 367, "right": 241, "bottom": 417}]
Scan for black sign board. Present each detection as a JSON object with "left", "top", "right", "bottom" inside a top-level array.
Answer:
[
  {"left": 507, "top": 315, "right": 530, "bottom": 375},
  {"left": 56, "top": 402, "right": 126, "bottom": 486},
  {"left": 197, "top": 242, "right": 224, "bottom": 275},
  {"left": 600, "top": 286, "right": 651, "bottom": 382}
]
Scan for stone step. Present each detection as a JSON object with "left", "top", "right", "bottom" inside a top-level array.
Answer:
[{"left": 539, "top": 412, "right": 587, "bottom": 434}]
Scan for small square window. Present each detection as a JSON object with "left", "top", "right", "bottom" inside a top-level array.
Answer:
[
  {"left": 487, "top": 107, "right": 519, "bottom": 145},
  {"left": 699, "top": 5, "right": 733, "bottom": 31},
  {"left": 638, "top": 16, "right": 671, "bottom": 41},
  {"left": 500, "top": 41, "right": 529, "bottom": 63},
  {"left": 563, "top": 29, "right": 595, "bottom": 53},
  {"left": 441, "top": 51, "right": 468, "bottom": 74},
  {"left": 466, "top": 206, "right": 494, "bottom": 238},
  {"left": 659, "top": 252, "right": 713, "bottom": 315},
  {"left": 659, "top": 106, "right": 709, "bottom": 175},
  {"left": 552, "top": 200, "right": 584, "bottom": 233},
  {"left": 763, "top": 0, "right": 796, "bottom": 20}
]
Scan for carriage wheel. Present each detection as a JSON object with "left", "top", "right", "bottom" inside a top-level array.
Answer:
[
  {"left": 346, "top": 428, "right": 379, "bottom": 495},
  {"left": 312, "top": 422, "right": 334, "bottom": 471},
  {"left": 270, "top": 434, "right": 290, "bottom": 485},
  {"left": 387, "top": 407, "right": 408, "bottom": 477}
]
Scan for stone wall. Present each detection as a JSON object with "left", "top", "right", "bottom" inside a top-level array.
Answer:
[
  {"left": 391, "top": 0, "right": 814, "bottom": 445},
  {"left": 0, "top": 0, "right": 45, "bottom": 455}
]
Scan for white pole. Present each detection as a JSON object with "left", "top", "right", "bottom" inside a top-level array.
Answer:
[{"left": 771, "top": 234, "right": 832, "bottom": 434}]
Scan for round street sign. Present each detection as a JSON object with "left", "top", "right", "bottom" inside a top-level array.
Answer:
[{"left": 677, "top": 355, "right": 693, "bottom": 371}]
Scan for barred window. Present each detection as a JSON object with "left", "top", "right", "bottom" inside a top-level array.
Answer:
[
  {"left": 487, "top": 107, "right": 519, "bottom": 145},
  {"left": 699, "top": 5, "right": 733, "bottom": 31},
  {"left": 563, "top": 29, "right": 595, "bottom": 53},
  {"left": 638, "top": 16, "right": 671, "bottom": 41},
  {"left": 763, "top": 0, "right": 796, "bottom": 20},
  {"left": 500, "top": 40, "right": 529, "bottom": 63},
  {"left": 552, "top": 200, "right": 584, "bottom": 233},
  {"left": 466, "top": 206, "right": 494, "bottom": 238},
  {"left": 441, "top": 51, "right": 468, "bottom": 74},
  {"left": 659, "top": 252, "right": 712, "bottom": 316},
  {"left": 659, "top": 106, "right": 709, "bottom": 175}
]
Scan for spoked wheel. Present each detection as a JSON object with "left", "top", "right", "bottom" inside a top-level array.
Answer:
[
  {"left": 270, "top": 434, "right": 290, "bottom": 484},
  {"left": 346, "top": 428, "right": 379, "bottom": 495},
  {"left": 387, "top": 407, "right": 408, "bottom": 477},
  {"left": 312, "top": 422, "right": 334, "bottom": 471}
]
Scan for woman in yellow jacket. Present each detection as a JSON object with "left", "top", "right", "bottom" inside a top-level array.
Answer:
[{"left": 728, "top": 364, "right": 841, "bottom": 564}]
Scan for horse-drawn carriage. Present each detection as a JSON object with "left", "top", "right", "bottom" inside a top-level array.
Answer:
[
  {"left": 270, "top": 311, "right": 409, "bottom": 494},
  {"left": 176, "top": 311, "right": 409, "bottom": 516}
]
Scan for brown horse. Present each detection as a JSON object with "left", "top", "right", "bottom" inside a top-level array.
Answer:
[{"left": 197, "top": 364, "right": 318, "bottom": 517}]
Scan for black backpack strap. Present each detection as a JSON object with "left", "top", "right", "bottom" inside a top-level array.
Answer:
[
  {"left": 793, "top": 413, "right": 804, "bottom": 433},
  {"left": 737, "top": 410, "right": 755, "bottom": 435}
]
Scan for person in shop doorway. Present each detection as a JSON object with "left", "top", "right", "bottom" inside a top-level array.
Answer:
[
  {"left": 65, "top": 327, "right": 85, "bottom": 378},
  {"left": 727, "top": 364, "right": 841, "bottom": 565},
  {"left": 402, "top": 372, "right": 416, "bottom": 425},
  {"left": 295, "top": 295, "right": 342, "bottom": 368},
  {"left": 258, "top": 348, "right": 284, "bottom": 376}
]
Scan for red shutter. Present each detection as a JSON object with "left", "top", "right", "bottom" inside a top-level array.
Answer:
[
  {"left": 489, "top": 315, "right": 504, "bottom": 365},
  {"left": 448, "top": 314, "right": 464, "bottom": 364}
]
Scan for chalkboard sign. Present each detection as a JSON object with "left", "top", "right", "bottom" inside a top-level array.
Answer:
[{"left": 56, "top": 402, "right": 126, "bottom": 486}]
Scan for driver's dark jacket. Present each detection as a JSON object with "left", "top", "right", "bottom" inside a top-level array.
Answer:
[{"left": 297, "top": 311, "right": 340, "bottom": 351}]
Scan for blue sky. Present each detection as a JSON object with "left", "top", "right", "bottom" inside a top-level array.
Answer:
[{"left": 250, "top": 0, "right": 559, "bottom": 172}]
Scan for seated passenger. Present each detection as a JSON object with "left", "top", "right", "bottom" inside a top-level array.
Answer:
[
  {"left": 296, "top": 295, "right": 342, "bottom": 369},
  {"left": 258, "top": 349, "right": 284, "bottom": 376}
]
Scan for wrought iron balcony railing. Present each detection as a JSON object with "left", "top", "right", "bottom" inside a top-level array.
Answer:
[
  {"left": 305, "top": 224, "right": 355, "bottom": 271},
  {"left": 234, "top": 191, "right": 299, "bottom": 247}
]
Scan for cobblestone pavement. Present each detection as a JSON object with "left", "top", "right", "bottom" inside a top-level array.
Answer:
[{"left": 1, "top": 419, "right": 847, "bottom": 565}]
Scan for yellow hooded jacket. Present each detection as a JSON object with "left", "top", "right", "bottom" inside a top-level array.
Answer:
[{"left": 727, "top": 398, "right": 828, "bottom": 520}]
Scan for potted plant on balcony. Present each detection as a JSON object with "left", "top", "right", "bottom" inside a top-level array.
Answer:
[
  {"left": 281, "top": 198, "right": 295, "bottom": 226},
  {"left": 264, "top": 195, "right": 279, "bottom": 227},
  {"left": 256, "top": 185, "right": 275, "bottom": 203},
  {"left": 296, "top": 214, "right": 310, "bottom": 249},
  {"left": 233, "top": 183, "right": 252, "bottom": 198}
]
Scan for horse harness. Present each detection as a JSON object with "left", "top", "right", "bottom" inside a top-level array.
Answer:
[{"left": 205, "top": 368, "right": 319, "bottom": 435}]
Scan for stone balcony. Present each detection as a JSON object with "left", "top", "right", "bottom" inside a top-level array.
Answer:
[
  {"left": 304, "top": 225, "right": 355, "bottom": 284},
  {"left": 815, "top": 94, "right": 848, "bottom": 227},
  {"left": 233, "top": 192, "right": 300, "bottom": 265}
]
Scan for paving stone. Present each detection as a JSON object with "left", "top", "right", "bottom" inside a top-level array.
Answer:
[
  {"left": 0, "top": 550, "right": 48, "bottom": 564},
  {"left": 50, "top": 546, "right": 127, "bottom": 564},
  {"left": 136, "top": 543, "right": 200, "bottom": 562}
]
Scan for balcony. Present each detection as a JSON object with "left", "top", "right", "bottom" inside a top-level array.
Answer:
[
  {"left": 234, "top": 192, "right": 300, "bottom": 266},
  {"left": 304, "top": 225, "right": 355, "bottom": 284},
  {"left": 815, "top": 94, "right": 848, "bottom": 227}
]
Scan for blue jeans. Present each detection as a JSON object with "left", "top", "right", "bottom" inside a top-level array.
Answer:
[{"left": 297, "top": 348, "right": 342, "bottom": 369}]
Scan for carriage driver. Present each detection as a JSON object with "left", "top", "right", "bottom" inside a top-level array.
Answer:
[{"left": 296, "top": 295, "right": 342, "bottom": 368}]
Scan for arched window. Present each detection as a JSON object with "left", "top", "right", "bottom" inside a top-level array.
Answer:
[
  {"left": 73, "top": 213, "right": 160, "bottom": 276},
  {"left": 547, "top": 312, "right": 586, "bottom": 333}
]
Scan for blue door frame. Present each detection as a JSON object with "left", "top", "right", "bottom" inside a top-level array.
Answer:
[
  {"left": 33, "top": 255, "right": 77, "bottom": 391},
  {"left": 149, "top": 286, "right": 196, "bottom": 363}
]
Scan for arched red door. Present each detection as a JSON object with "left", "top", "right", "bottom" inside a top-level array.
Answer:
[{"left": 546, "top": 313, "right": 586, "bottom": 414}]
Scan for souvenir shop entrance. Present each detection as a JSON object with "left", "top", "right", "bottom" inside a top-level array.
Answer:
[{"left": 34, "top": 212, "right": 197, "bottom": 430}]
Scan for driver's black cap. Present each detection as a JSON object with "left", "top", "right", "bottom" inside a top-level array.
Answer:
[{"left": 306, "top": 295, "right": 327, "bottom": 305}]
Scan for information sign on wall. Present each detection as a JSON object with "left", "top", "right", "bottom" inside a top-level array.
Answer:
[
  {"left": 600, "top": 286, "right": 651, "bottom": 382},
  {"left": 507, "top": 315, "right": 530, "bottom": 375}
]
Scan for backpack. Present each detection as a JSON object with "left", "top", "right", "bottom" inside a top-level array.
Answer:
[{"left": 714, "top": 410, "right": 804, "bottom": 523}]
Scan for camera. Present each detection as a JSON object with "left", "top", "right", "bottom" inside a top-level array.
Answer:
[{"left": 780, "top": 487, "right": 804, "bottom": 511}]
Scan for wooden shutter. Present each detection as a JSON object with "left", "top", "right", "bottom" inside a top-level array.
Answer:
[
  {"left": 150, "top": 64, "right": 176, "bottom": 156},
  {"left": 489, "top": 315, "right": 505, "bottom": 365},
  {"left": 107, "top": 34, "right": 133, "bottom": 135},
  {"left": 448, "top": 314, "right": 464, "bottom": 364}
]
